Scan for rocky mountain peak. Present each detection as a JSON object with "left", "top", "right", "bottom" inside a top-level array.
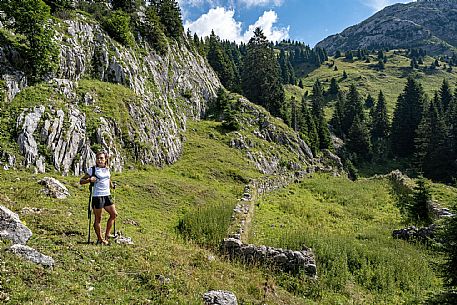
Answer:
[{"left": 316, "top": 0, "right": 457, "bottom": 55}]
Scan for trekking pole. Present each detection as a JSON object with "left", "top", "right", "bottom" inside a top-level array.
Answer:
[
  {"left": 113, "top": 181, "right": 117, "bottom": 237},
  {"left": 87, "top": 187, "right": 93, "bottom": 244}
]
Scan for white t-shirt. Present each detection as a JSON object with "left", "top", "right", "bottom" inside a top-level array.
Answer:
[{"left": 87, "top": 167, "right": 111, "bottom": 197}]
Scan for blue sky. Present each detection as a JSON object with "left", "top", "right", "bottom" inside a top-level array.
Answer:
[{"left": 179, "top": 0, "right": 415, "bottom": 46}]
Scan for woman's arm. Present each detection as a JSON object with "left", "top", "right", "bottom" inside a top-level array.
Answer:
[{"left": 80, "top": 173, "right": 96, "bottom": 185}]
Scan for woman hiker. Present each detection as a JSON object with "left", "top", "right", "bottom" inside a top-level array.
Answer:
[{"left": 80, "top": 151, "right": 117, "bottom": 245}]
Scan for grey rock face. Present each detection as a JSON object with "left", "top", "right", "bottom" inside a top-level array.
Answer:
[
  {"left": 203, "top": 290, "right": 238, "bottom": 305},
  {"left": 16, "top": 106, "right": 45, "bottom": 168},
  {"left": 38, "top": 177, "right": 70, "bottom": 199},
  {"left": 2, "top": 14, "right": 220, "bottom": 175},
  {"left": 0, "top": 205, "right": 32, "bottom": 245},
  {"left": 316, "top": 1, "right": 457, "bottom": 55},
  {"left": 9, "top": 244, "right": 55, "bottom": 268}
]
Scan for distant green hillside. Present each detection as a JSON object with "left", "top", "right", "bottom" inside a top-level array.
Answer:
[{"left": 287, "top": 50, "right": 457, "bottom": 116}]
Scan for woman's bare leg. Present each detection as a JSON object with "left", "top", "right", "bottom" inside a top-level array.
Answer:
[
  {"left": 93, "top": 208, "right": 106, "bottom": 243},
  {"left": 104, "top": 204, "right": 117, "bottom": 239}
]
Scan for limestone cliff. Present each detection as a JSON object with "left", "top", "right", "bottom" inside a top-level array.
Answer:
[{"left": 0, "top": 13, "right": 220, "bottom": 175}]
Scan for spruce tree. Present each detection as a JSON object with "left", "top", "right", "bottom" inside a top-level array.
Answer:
[
  {"left": 207, "top": 31, "right": 237, "bottom": 92},
  {"left": 241, "top": 28, "right": 284, "bottom": 117},
  {"left": 347, "top": 116, "right": 372, "bottom": 162},
  {"left": 341, "top": 83, "right": 364, "bottom": 136},
  {"left": 439, "top": 79, "right": 453, "bottom": 112},
  {"left": 298, "top": 95, "right": 319, "bottom": 155},
  {"left": 364, "top": 94, "right": 375, "bottom": 109},
  {"left": 150, "top": 0, "right": 183, "bottom": 41},
  {"left": 330, "top": 93, "right": 345, "bottom": 138},
  {"left": 411, "top": 178, "right": 431, "bottom": 224},
  {"left": 442, "top": 215, "right": 457, "bottom": 296},
  {"left": 391, "top": 77, "right": 427, "bottom": 157},
  {"left": 371, "top": 91, "right": 389, "bottom": 141},
  {"left": 415, "top": 100, "right": 453, "bottom": 181},
  {"left": 142, "top": 5, "right": 168, "bottom": 54},
  {"left": 311, "top": 80, "right": 332, "bottom": 150},
  {"left": 328, "top": 77, "right": 340, "bottom": 95}
]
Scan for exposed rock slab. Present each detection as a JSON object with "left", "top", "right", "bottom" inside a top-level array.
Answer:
[
  {"left": 38, "top": 177, "right": 70, "bottom": 199},
  {"left": 0, "top": 205, "right": 32, "bottom": 245},
  {"left": 8, "top": 244, "right": 55, "bottom": 268}
]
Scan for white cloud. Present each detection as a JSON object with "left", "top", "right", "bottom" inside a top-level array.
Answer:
[
  {"left": 362, "top": 0, "right": 416, "bottom": 11},
  {"left": 184, "top": 7, "right": 289, "bottom": 43},
  {"left": 238, "top": 0, "right": 283, "bottom": 8}
]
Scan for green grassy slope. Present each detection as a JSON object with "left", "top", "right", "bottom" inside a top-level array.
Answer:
[
  {"left": 250, "top": 174, "right": 450, "bottom": 304},
  {"left": 288, "top": 51, "right": 457, "bottom": 116},
  {"left": 1, "top": 119, "right": 452, "bottom": 304},
  {"left": 0, "top": 120, "right": 302, "bottom": 305}
]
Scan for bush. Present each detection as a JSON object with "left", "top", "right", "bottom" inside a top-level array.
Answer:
[{"left": 103, "top": 10, "right": 135, "bottom": 47}]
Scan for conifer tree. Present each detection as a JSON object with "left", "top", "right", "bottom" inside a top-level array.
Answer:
[
  {"left": 341, "top": 84, "right": 364, "bottom": 136},
  {"left": 415, "top": 99, "right": 453, "bottom": 181},
  {"left": 111, "top": 0, "right": 141, "bottom": 13},
  {"left": 371, "top": 91, "right": 389, "bottom": 141},
  {"left": 143, "top": 5, "right": 168, "bottom": 54},
  {"left": 242, "top": 28, "right": 284, "bottom": 117},
  {"left": 411, "top": 178, "right": 431, "bottom": 224},
  {"left": 150, "top": 0, "right": 183, "bottom": 41},
  {"left": 311, "top": 80, "right": 332, "bottom": 150},
  {"left": 207, "top": 31, "right": 237, "bottom": 92},
  {"left": 439, "top": 79, "right": 453, "bottom": 111},
  {"left": 298, "top": 95, "right": 319, "bottom": 155},
  {"left": 391, "top": 77, "right": 427, "bottom": 157},
  {"left": 346, "top": 116, "right": 372, "bottom": 161},
  {"left": 364, "top": 94, "right": 375, "bottom": 109},
  {"left": 330, "top": 93, "right": 345, "bottom": 138},
  {"left": 442, "top": 215, "right": 457, "bottom": 296},
  {"left": 371, "top": 91, "right": 390, "bottom": 160},
  {"left": 328, "top": 77, "right": 340, "bottom": 95}
]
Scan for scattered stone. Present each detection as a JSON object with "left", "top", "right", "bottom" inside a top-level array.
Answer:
[
  {"left": 21, "top": 207, "right": 42, "bottom": 215},
  {"left": 203, "top": 290, "right": 238, "bottom": 305},
  {"left": 38, "top": 177, "right": 70, "bottom": 199},
  {"left": 8, "top": 244, "right": 55, "bottom": 268},
  {"left": 155, "top": 274, "right": 171, "bottom": 285},
  {"left": 392, "top": 224, "right": 437, "bottom": 243},
  {"left": 0, "top": 205, "right": 32, "bottom": 245},
  {"left": 122, "top": 218, "right": 139, "bottom": 226},
  {"left": 114, "top": 233, "right": 134, "bottom": 245},
  {"left": 0, "top": 291, "right": 10, "bottom": 302}
]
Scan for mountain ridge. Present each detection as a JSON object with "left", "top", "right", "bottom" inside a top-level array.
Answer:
[{"left": 316, "top": 0, "right": 457, "bottom": 55}]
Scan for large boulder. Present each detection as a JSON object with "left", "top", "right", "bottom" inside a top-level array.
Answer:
[{"left": 0, "top": 205, "right": 32, "bottom": 245}]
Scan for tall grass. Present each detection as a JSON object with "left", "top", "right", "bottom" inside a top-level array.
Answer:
[{"left": 250, "top": 174, "right": 442, "bottom": 304}]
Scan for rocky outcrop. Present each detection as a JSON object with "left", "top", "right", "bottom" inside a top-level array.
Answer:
[
  {"left": 1, "top": 13, "right": 220, "bottom": 175},
  {"left": 38, "top": 177, "right": 70, "bottom": 199},
  {"left": 203, "top": 290, "right": 238, "bottom": 305},
  {"left": 1, "top": 205, "right": 55, "bottom": 267},
  {"left": 0, "top": 206, "right": 32, "bottom": 245},
  {"left": 228, "top": 98, "right": 315, "bottom": 175},
  {"left": 316, "top": 0, "right": 457, "bottom": 55}
]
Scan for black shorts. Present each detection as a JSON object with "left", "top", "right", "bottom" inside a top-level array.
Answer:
[{"left": 92, "top": 196, "right": 113, "bottom": 209}]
